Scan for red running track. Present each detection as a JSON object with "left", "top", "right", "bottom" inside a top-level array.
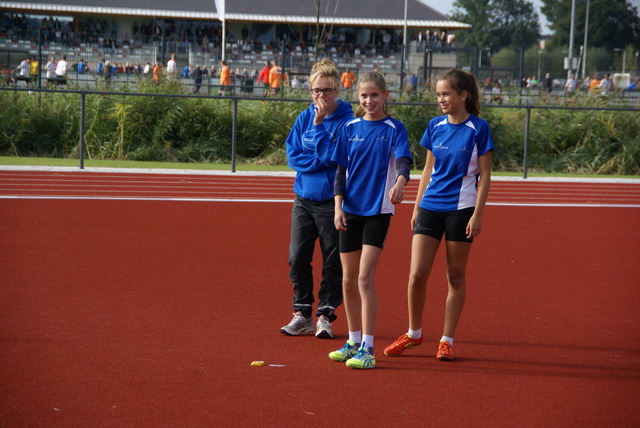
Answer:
[
  {"left": 1, "top": 169, "right": 639, "bottom": 206},
  {"left": 1, "top": 167, "right": 639, "bottom": 427}
]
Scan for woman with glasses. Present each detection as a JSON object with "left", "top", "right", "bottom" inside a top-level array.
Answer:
[{"left": 280, "top": 59, "right": 354, "bottom": 341}]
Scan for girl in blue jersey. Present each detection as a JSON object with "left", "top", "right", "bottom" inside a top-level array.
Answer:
[
  {"left": 384, "top": 68, "right": 494, "bottom": 361},
  {"left": 281, "top": 59, "right": 354, "bottom": 339},
  {"left": 328, "top": 71, "right": 413, "bottom": 369}
]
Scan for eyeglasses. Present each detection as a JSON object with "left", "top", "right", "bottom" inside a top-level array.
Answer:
[{"left": 310, "top": 88, "right": 335, "bottom": 95}]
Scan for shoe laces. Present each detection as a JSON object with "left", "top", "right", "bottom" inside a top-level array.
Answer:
[
  {"left": 354, "top": 345, "right": 372, "bottom": 359},
  {"left": 395, "top": 334, "right": 415, "bottom": 347},
  {"left": 341, "top": 342, "right": 355, "bottom": 352},
  {"left": 439, "top": 341, "right": 452, "bottom": 353},
  {"left": 289, "top": 312, "right": 310, "bottom": 326},
  {"left": 401, "top": 334, "right": 413, "bottom": 344}
]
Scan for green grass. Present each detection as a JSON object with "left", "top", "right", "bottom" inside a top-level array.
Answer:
[
  {"left": 0, "top": 156, "right": 283, "bottom": 171},
  {"left": 2, "top": 156, "right": 638, "bottom": 179}
]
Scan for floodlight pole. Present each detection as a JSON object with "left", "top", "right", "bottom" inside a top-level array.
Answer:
[
  {"left": 401, "top": 0, "right": 408, "bottom": 96},
  {"left": 221, "top": 20, "right": 226, "bottom": 62},
  {"left": 403, "top": 0, "right": 408, "bottom": 59},
  {"left": 581, "top": 0, "right": 590, "bottom": 80},
  {"left": 215, "top": 0, "right": 226, "bottom": 62},
  {"left": 567, "top": 0, "right": 577, "bottom": 80}
]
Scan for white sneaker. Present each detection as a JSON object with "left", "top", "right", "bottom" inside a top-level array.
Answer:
[
  {"left": 315, "top": 315, "right": 333, "bottom": 339},
  {"left": 280, "top": 312, "right": 314, "bottom": 336}
]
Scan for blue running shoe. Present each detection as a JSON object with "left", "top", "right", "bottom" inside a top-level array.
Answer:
[
  {"left": 328, "top": 340, "right": 360, "bottom": 362},
  {"left": 346, "top": 343, "right": 375, "bottom": 369}
]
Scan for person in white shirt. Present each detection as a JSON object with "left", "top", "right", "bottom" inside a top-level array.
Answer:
[
  {"left": 45, "top": 56, "right": 57, "bottom": 88},
  {"left": 15, "top": 56, "right": 33, "bottom": 88},
  {"left": 166, "top": 53, "right": 177, "bottom": 76},
  {"left": 55, "top": 54, "right": 68, "bottom": 89},
  {"left": 598, "top": 73, "right": 615, "bottom": 94},
  {"left": 564, "top": 73, "right": 577, "bottom": 96}
]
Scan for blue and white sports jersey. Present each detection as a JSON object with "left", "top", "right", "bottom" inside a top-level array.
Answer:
[
  {"left": 333, "top": 116, "right": 413, "bottom": 216},
  {"left": 419, "top": 114, "right": 494, "bottom": 212},
  {"left": 286, "top": 100, "right": 354, "bottom": 201}
]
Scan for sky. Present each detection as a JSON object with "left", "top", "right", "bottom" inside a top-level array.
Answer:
[{"left": 421, "top": 0, "right": 640, "bottom": 35}]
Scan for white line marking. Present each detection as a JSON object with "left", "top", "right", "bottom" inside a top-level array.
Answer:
[{"left": 1, "top": 195, "right": 638, "bottom": 208}]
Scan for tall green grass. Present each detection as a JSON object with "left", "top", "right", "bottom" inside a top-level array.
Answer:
[{"left": 1, "top": 83, "right": 638, "bottom": 175}]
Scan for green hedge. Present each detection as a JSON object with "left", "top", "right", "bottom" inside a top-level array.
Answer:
[{"left": 1, "top": 84, "right": 638, "bottom": 175}]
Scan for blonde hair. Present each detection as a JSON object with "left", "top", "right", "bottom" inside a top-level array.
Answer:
[
  {"left": 307, "top": 59, "right": 341, "bottom": 91},
  {"left": 354, "top": 70, "right": 390, "bottom": 118}
]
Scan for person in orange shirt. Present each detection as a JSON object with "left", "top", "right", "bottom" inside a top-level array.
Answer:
[
  {"left": 219, "top": 60, "right": 231, "bottom": 95},
  {"left": 152, "top": 62, "right": 161, "bottom": 85},
  {"left": 341, "top": 67, "right": 356, "bottom": 95},
  {"left": 257, "top": 61, "right": 272, "bottom": 97},
  {"left": 589, "top": 74, "right": 601, "bottom": 94},
  {"left": 269, "top": 60, "right": 287, "bottom": 95}
]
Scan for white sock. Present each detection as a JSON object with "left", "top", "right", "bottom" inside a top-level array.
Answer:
[
  {"left": 349, "top": 331, "right": 362, "bottom": 344},
  {"left": 441, "top": 336, "right": 453, "bottom": 346},
  {"left": 408, "top": 328, "right": 422, "bottom": 339},
  {"left": 362, "top": 335, "right": 374, "bottom": 350}
]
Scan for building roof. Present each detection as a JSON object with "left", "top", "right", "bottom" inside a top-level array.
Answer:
[{"left": 0, "top": 0, "right": 470, "bottom": 29}]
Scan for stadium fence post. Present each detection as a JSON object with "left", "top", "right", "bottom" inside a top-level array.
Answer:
[
  {"left": 231, "top": 97, "right": 238, "bottom": 173},
  {"left": 79, "top": 91, "right": 86, "bottom": 170},
  {"left": 522, "top": 106, "right": 532, "bottom": 179}
]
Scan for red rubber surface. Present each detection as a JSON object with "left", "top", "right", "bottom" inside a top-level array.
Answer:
[{"left": 1, "top": 170, "right": 638, "bottom": 426}]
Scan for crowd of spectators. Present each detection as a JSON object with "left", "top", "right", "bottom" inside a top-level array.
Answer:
[
  {"left": 7, "top": 12, "right": 632, "bottom": 98},
  {"left": 1, "top": 11, "right": 456, "bottom": 58},
  {"left": 2, "top": 11, "right": 462, "bottom": 93},
  {"left": 410, "top": 29, "right": 454, "bottom": 51},
  {"left": 0, "top": 12, "right": 226, "bottom": 50}
]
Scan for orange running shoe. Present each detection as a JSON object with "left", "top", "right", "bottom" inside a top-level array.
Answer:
[
  {"left": 383, "top": 333, "right": 423, "bottom": 356},
  {"left": 436, "top": 340, "right": 454, "bottom": 361}
]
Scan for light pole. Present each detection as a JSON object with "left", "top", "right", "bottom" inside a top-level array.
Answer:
[
  {"left": 582, "top": 0, "right": 590, "bottom": 80},
  {"left": 537, "top": 50, "right": 543, "bottom": 82},
  {"left": 400, "top": 0, "right": 408, "bottom": 96},
  {"left": 567, "top": 0, "right": 577, "bottom": 80}
]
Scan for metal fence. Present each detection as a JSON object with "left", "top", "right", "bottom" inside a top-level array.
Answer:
[{"left": 2, "top": 86, "right": 638, "bottom": 177}]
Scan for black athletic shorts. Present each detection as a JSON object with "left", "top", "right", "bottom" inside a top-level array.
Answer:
[
  {"left": 413, "top": 207, "right": 475, "bottom": 243},
  {"left": 339, "top": 212, "right": 391, "bottom": 252}
]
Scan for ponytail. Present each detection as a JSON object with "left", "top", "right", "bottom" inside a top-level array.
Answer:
[{"left": 438, "top": 68, "right": 480, "bottom": 116}]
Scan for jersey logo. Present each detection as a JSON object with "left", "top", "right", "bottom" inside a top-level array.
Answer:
[
  {"left": 433, "top": 142, "right": 449, "bottom": 150},
  {"left": 302, "top": 131, "right": 316, "bottom": 150},
  {"left": 349, "top": 134, "right": 365, "bottom": 143}
]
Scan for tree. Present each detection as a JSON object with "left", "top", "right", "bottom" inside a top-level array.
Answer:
[
  {"left": 541, "top": 0, "right": 640, "bottom": 50},
  {"left": 313, "top": 0, "right": 339, "bottom": 61},
  {"left": 451, "top": 0, "right": 541, "bottom": 49}
]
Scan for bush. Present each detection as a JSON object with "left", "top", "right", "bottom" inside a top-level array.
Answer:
[{"left": 0, "top": 86, "right": 638, "bottom": 175}]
